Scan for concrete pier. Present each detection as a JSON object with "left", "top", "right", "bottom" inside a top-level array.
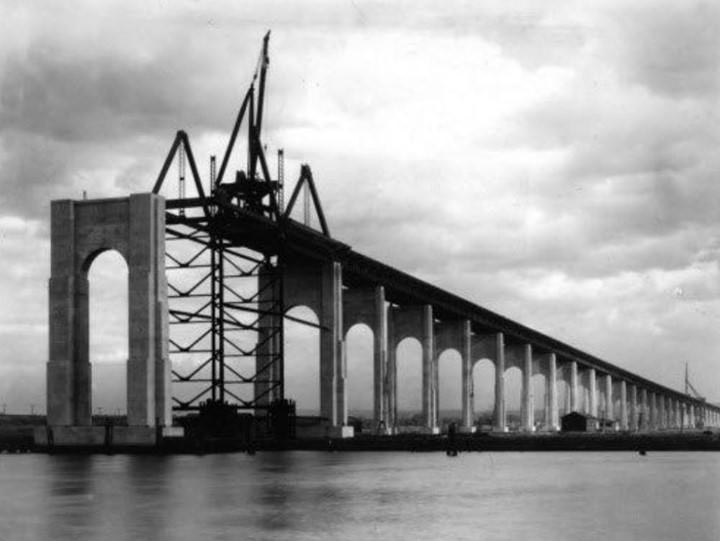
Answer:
[
  {"left": 547, "top": 353, "right": 559, "bottom": 431},
  {"left": 46, "top": 195, "right": 175, "bottom": 447},
  {"left": 604, "top": 374, "right": 613, "bottom": 422}
]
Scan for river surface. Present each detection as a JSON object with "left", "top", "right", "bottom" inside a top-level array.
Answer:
[{"left": 0, "top": 451, "right": 718, "bottom": 541}]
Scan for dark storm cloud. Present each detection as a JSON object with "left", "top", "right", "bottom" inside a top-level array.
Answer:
[
  {"left": 0, "top": 39, "right": 244, "bottom": 143},
  {"left": 0, "top": 31, "right": 272, "bottom": 216}
]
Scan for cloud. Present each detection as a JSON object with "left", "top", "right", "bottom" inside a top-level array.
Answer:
[{"left": 604, "top": 2, "right": 720, "bottom": 98}]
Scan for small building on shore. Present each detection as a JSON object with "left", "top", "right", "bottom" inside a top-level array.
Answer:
[{"left": 561, "top": 411, "right": 601, "bottom": 432}]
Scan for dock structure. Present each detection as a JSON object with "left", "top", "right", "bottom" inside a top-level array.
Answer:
[{"left": 41, "top": 34, "right": 719, "bottom": 447}]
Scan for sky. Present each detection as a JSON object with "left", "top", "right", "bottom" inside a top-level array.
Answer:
[{"left": 0, "top": 0, "right": 718, "bottom": 415}]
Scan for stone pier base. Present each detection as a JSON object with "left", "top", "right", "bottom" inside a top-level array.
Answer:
[
  {"left": 327, "top": 425, "right": 355, "bottom": 438},
  {"left": 34, "top": 426, "right": 184, "bottom": 448}
]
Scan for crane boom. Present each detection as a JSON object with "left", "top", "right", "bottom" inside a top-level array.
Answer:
[{"left": 685, "top": 363, "right": 705, "bottom": 401}]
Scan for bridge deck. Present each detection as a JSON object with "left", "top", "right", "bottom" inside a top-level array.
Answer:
[{"left": 166, "top": 198, "right": 694, "bottom": 404}]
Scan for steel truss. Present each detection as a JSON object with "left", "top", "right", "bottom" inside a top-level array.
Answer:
[
  {"left": 154, "top": 33, "right": 285, "bottom": 414},
  {"left": 153, "top": 32, "right": 330, "bottom": 415},
  {"left": 164, "top": 214, "right": 284, "bottom": 412}
]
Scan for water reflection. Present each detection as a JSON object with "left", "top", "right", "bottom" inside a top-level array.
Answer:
[
  {"left": 256, "top": 452, "right": 294, "bottom": 531},
  {"left": 123, "top": 456, "right": 173, "bottom": 539},
  {"left": 0, "top": 451, "right": 716, "bottom": 541},
  {"left": 43, "top": 456, "right": 97, "bottom": 541}
]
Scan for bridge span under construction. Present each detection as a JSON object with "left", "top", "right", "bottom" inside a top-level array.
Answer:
[{"left": 38, "top": 33, "right": 720, "bottom": 450}]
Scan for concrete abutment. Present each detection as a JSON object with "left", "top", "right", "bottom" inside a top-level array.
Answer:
[{"left": 45, "top": 194, "right": 174, "bottom": 447}]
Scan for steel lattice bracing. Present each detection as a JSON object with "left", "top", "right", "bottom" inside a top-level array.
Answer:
[
  {"left": 164, "top": 212, "right": 285, "bottom": 412},
  {"left": 154, "top": 32, "right": 292, "bottom": 414}
]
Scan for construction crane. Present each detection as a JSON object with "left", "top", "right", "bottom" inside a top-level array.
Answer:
[
  {"left": 685, "top": 363, "right": 705, "bottom": 401},
  {"left": 685, "top": 362, "right": 707, "bottom": 429}
]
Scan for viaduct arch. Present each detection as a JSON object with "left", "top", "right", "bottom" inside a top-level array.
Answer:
[{"left": 47, "top": 194, "right": 172, "bottom": 444}]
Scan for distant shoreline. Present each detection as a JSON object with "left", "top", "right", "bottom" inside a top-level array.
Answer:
[{"left": 3, "top": 419, "right": 719, "bottom": 455}]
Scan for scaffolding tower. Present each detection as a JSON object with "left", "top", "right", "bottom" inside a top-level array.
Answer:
[{"left": 151, "top": 32, "right": 303, "bottom": 416}]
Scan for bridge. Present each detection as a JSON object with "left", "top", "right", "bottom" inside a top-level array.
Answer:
[{"left": 42, "top": 35, "right": 719, "bottom": 446}]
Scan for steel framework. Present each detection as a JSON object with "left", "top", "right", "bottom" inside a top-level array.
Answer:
[{"left": 152, "top": 32, "right": 327, "bottom": 413}]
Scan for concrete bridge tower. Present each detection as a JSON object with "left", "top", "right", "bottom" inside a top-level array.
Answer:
[{"left": 45, "top": 194, "right": 175, "bottom": 445}]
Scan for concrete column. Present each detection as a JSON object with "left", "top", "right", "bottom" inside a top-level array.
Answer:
[
  {"left": 47, "top": 200, "right": 91, "bottom": 426},
  {"left": 690, "top": 404, "right": 697, "bottom": 428},
  {"left": 639, "top": 388, "right": 648, "bottom": 430},
  {"left": 460, "top": 320, "right": 474, "bottom": 431},
  {"left": 548, "top": 353, "right": 559, "bottom": 431},
  {"left": 387, "top": 313, "right": 397, "bottom": 432},
  {"left": 604, "top": 374, "right": 613, "bottom": 421},
  {"left": 588, "top": 368, "right": 597, "bottom": 418},
  {"left": 494, "top": 333, "right": 506, "bottom": 432},
  {"left": 658, "top": 395, "right": 666, "bottom": 429},
  {"left": 521, "top": 344, "right": 534, "bottom": 431},
  {"left": 689, "top": 404, "right": 695, "bottom": 428},
  {"left": 319, "top": 261, "right": 349, "bottom": 433},
  {"left": 421, "top": 305, "right": 437, "bottom": 431},
  {"left": 543, "top": 372, "right": 551, "bottom": 429},
  {"left": 619, "top": 380, "right": 628, "bottom": 430},
  {"left": 569, "top": 361, "right": 579, "bottom": 413},
  {"left": 373, "top": 286, "right": 389, "bottom": 432},
  {"left": 629, "top": 384, "right": 638, "bottom": 431},
  {"left": 128, "top": 263, "right": 157, "bottom": 427},
  {"left": 669, "top": 399, "right": 675, "bottom": 428},
  {"left": 680, "top": 402, "right": 687, "bottom": 429},
  {"left": 648, "top": 392, "right": 657, "bottom": 430},
  {"left": 689, "top": 403, "right": 694, "bottom": 428},
  {"left": 128, "top": 194, "right": 169, "bottom": 427}
]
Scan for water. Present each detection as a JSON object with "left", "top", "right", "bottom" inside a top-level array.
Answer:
[{"left": 0, "top": 451, "right": 718, "bottom": 541}]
